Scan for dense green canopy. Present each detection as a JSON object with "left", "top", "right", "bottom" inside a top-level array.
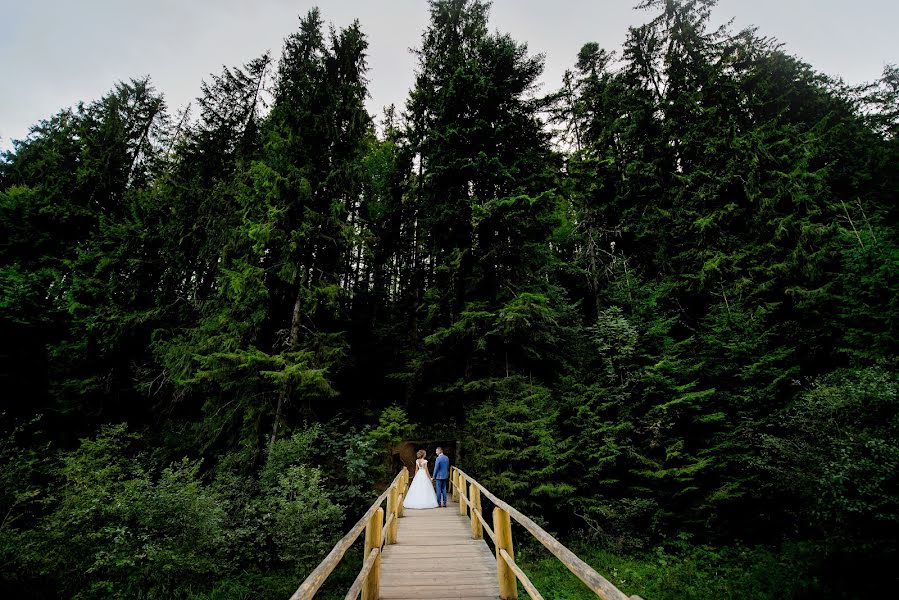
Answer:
[{"left": 1, "top": 1, "right": 896, "bottom": 598}]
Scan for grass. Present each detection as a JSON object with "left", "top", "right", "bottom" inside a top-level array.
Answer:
[{"left": 513, "top": 538, "right": 823, "bottom": 599}]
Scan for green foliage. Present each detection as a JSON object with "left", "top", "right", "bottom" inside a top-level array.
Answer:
[
  {"left": 515, "top": 538, "right": 823, "bottom": 600},
  {"left": 465, "top": 377, "right": 565, "bottom": 513},
  {"left": 369, "top": 406, "right": 417, "bottom": 476},
  {"left": 264, "top": 421, "right": 382, "bottom": 516},
  {"left": 263, "top": 464, "right": 343, "bottom": 566},
  {"left": 6, "top": 424, "right": 224, "bottom": 598},
  {"left": 0, "top": 422, "right": 367, "bottom": 599},
  {"left": 762, "top": 367, "right": 899, "bottom": 558},
  {"left": 1, "top": 1, "right": 897, "bottom": 598},
  {"left": 369, "top": 405, "right": 416, "bottom": 449}
]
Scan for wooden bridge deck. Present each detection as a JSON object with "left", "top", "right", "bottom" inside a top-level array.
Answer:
[
  {"left": 294, "top": 467, "right": 640, "bottom": 600},
  {"left": 380, "top": 500, "right": 500, "bottom": 600}
]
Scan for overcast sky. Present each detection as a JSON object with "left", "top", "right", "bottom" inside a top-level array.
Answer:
[{"left": 2, "top": 0, "right": 897, "bottom": 149}]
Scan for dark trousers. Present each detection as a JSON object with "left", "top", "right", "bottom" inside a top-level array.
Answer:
[{"left": 435, "top": 478, "right": 448, "bottom": 506}]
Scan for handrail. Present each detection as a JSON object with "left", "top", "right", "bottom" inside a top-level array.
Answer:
[
  {"left": 472, "top": 505, "right": 496, "bottom": 544},
  {"left": 452, "top": 466, "right": 643, "bottom": 600},
  {"left": 499, "top": 548, "right": 544, "bottom": 600},
  {"left": 343, "top": 547, "right": 379, "bottom": 600},
  {"left": 291, "top": 467, "right": 409, "bottom": 600},
  {"left": 380, "top": 512, "right": 392, "bottom": 539}
]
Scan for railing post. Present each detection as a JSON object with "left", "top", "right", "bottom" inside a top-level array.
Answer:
[
  {"left": 469, "top": 483, "right": 482, "bottom": 539},
  {"left": 362, "top": 507, "right": 383, "bottom": 600},
  {"left": 458, "top": 474, "right": 468, "bottom": 515},
  {"left": 452, "top": 469, "right": 459, "bottom": 502},
  {"left": 397, "top": 469, "right": 406, "bottom": 518},
  {"left": 387, "top": 484, "right": 399, "bottom": 545},
  {"left": 494, "top": 507, "right": 517, "bottom": 600}
]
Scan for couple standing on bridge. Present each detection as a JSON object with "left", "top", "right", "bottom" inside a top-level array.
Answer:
[{"left": 402, "top": 447, "right": 450, "bottom": 509}]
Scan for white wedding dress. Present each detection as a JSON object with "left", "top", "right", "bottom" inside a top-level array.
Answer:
[{"left": 403, "top": 458, "right": 439, "bottom": 509}]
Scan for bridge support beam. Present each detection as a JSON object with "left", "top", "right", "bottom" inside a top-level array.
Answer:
[
  {"left": 469, "top": 483, "right": 482, "bottom": 539},
  {"left": 397, "top": 468, "right": 407, "bottom": 519},
  {"left": 387, "top": 485, "right": 399, "bottom": 544},
  {"left": 458, "top": 476, "right": 468, "bottom": 516},
  {"left": 494, "top": 507, "right": 517, "bottom": 600},
  {"left": 362, "top": 507, "right": 383, "bottom": 600}
]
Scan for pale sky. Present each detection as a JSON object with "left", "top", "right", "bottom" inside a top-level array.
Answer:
[{"left": 2, "top": 0, "right": 897, "bottom": 149}]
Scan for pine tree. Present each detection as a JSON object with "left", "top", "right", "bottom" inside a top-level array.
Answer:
[
  {"left": 404, "top": 1, "right": 573, "bottom": 420},
  {"left": 153, "top": 10, "right": 373, "bottom": 454},
  {"left": 1, "top": 79, "right": 170, "bottom": 428}
]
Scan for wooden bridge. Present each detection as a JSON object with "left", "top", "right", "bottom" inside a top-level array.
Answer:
[{"left": 291, "top": 466, "right": 643, "bottom": 600}]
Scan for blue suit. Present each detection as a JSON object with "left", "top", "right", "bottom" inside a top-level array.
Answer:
[{"left": 433, "top": 453, "right": 449, "bottom": 506}]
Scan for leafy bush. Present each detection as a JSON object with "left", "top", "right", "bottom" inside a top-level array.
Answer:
[
  {"left": 369, "top": 406, "right": 416, "bottom": 476},
  {"left": 266, "top": 421, "right": 382, "bottom": 515},
  {"left": 0, "top": 422, "right": 377, "bottom": 599},
  {"left": 4, "top": 424, "right": 224, "bottom": 598},
  {"left": 759, "top": 366, "right": 899, "bottom": 593},
  {"left": 465, "top": 376, "right": 565, "bottom": 514}
]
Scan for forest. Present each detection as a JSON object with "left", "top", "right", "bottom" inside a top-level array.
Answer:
[{"left": 1, "top": 0, "right": 896, "bottom": 598}]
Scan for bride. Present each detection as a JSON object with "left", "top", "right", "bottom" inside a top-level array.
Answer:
[{"left": 403, "top": 450, "right": 439, "bottom": 509}]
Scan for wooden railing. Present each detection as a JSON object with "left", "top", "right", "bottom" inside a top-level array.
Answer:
[
  {"left": 290, "top": 467, "right": 410, "bottom": 600},
  {"left": 451, "top": 466, "right": 644, "bottom": 600}
]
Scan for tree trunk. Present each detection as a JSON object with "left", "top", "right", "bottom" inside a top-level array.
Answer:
[{"left": 271, "top": 279, "right": 304, "bottom": 445}]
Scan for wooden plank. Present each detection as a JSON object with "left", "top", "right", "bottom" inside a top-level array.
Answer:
[
  {"left": 384, "top": 550, "right": 492, "bottom": 558},
  {"left": 384, "top": 555, "right": 491, "bottom": 563},
  {"left": 394, "top": 531, "right": 472, "bottom": 536},
  {"left": 383, "top": 571, "right": 495, "bottom": 579},
  {"left": 393, "top": 534, "right": 481, "bottom": 540},
  {"left": 384, "top": 554, "right": 493, "bottom": 563},
  {"left": 398, "top": 524, "right": 472, "bottom": 529},
  {"left": 382, "top": 597, "right": 499, "bottom": 600},
  {"left": 383, "top": 554, "right": 491, "bottom": 562},
  {"left": 384, "top": 562, "right": 491, "bottom": 568},
  {"left": 381, "top": 584, "right": 501, "bottom": 593},
  {"left": 392, "top": 538, "right": 483, "bottom": 546},
  {"left": 382, "top": 546, "right": 488, "bottom": 556},
  {"left": 398, "top": 525, "right": 472, "bottom": 529},
  {"left": 399, "top": 528, "right": 473, "bottom": 534},
  {"left": 379, "top": 495, "right": 500, "bottom": 600},
  {"left": 382, "top": 571, "right": 497, "bottom": 580},
  {"left": 382, "top": 595, "right": 499, "bottom": 600},
  {"left": 383, "top": 572, "right": 496, "bottom": 580},
  {"left": 381, "top": 556, "right": 496, "bottom": 573},
  {"left": 398, "top": 527, "right": 474, "bottom": 533},
  {"left": 400, "top": 516, "right": 466, "bottom": 521},
  {"left": 382, "top": 578, "right": 497, "bottom": 589}
]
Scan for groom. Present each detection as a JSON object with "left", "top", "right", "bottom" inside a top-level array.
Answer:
[{"left": 432, "top": 447, "right": 449, "bottom": 508}]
